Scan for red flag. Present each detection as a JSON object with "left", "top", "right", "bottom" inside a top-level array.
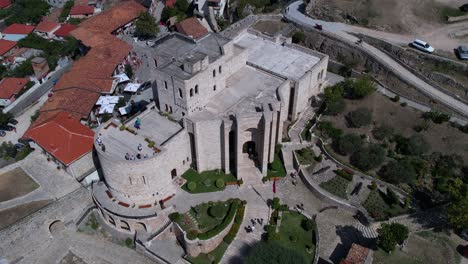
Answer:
[{"left": 273, "top": 179, "right": 276, "bottom": 193}]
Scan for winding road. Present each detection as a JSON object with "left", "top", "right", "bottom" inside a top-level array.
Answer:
[{"left": 285, "top": 1, "right": 468, "bottom": 118}]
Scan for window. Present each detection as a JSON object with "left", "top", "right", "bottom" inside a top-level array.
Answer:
[
  {"left": 165, "top": 104, "right": 168, "bottom": 112},
  {"left": 190, "top": 89, "right": 194, "bottom": 97},
  {"left": 182, "top": 112, "right": 186, "bottom": 116},
  {"left": 213, "top": 69, "right": 216, "bottom": 77},
  {"left": 178, "top": 88, "right": 183, "bottom": 98},
  {"left": 129, "top": 177, "right": 132, "bottom": 185},
  {"left": 195, "top": 85, "right": 199, "bottom": 94},
  {"left": 142, "top": 176, "right": 146, "bottom": 185},
  {"left": 154, "top": 59, "right": 158, "bottom": 67},
  {"left": 169, "top": 106, "right": 173, "bottom": 113},
  {"left": 164, "top": 81, "right": 168, "bottom": 89},
  {"left": 218, "top": 66, "right": 222, "bottom": 74},
  {"left": 213, "top": 85, "right": 216, "bottom": 91}
]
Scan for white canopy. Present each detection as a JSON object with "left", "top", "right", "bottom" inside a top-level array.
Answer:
[
  {"left": 99, "top": 104, "right": 116, "bottom": 114},
  {"left": 96, "top": 95, "right": 120, "bottom": 106},
  {"left": 124, "top": 82, "right": 140, "bottom": 93},
  {"left": 113, "top": 73, "right": 130, "bottom": 84},
  {"left": 119, "top": 106, "right": 130, "bottom": 116}
]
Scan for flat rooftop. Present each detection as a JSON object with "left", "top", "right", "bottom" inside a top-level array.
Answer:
[
  {"left": 97, "top": 109, "right": 182, "bottom": 161},
  {"left": 190, "top": 65, "right": 285, "bottom": 120},
  {"left": 233, "top": 32, "right": 320, "bottom": 80},
  {"left": 153, "top": 33, "right": 231, "bottom": 80}
]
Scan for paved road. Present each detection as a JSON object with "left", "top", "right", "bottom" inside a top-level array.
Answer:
[{"left": 285, "top": 1, "right": 468, "bottom": 118}]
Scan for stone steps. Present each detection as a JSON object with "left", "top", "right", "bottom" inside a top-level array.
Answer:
[{"left": 355, "top": 222, "right": 378, "bottom": 238}]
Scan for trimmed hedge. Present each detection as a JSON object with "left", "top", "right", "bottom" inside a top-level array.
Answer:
[
  {"left": 223, "top": 201, "right": 246, "bottom": 243},
  {"left": 215, "top": 178, "right": 225, "bottom": 188},
  {"left": 334, "top": 169, "right": 353, "bottom": 181},
  {"left": 197, "top": 199, "right": 240, "bottom": 240},
  {"left": 169, "top": 212, "right": 181, "bottom": 221}
]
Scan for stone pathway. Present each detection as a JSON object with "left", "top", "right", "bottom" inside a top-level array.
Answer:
[{"left": 288, "top": 106, "right": 315, "bottom": 142}]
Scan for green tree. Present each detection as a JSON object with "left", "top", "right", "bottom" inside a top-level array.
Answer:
[
  {"left": 350, "top": 144, "right": 385, "bottom": 171},
  {"left": 125, "top": 64, "right": 133, "bottom": 79},
  {"left": 447, "top": 178, "right": 468, "bottom": 230},
  {"left": 346, "top": 108, "right": 372, "bottom": 128},
  {"left": 334, "top": 133, "right": 363, "bottom": 155},
  {"left": 0, "top": 141, "right": 17, "bottom": 159},
  {"left": 246, "top": 242, "right": 307, "bottom": 264},
  {"left": 292, "top": 31, "right": 305, "bottom": 44},
  {"left": 377, "top": 223, "right": 409, "bottom": 252},
  {"left": 161, "top": 7, "right": 177, "bottom": 22},
  {"left": 372, "top": 125, "right": 394, "bottom": 140},
  {"left": 395, "top": 134, "right": 430, "bottom": 156},
  {"left": 59, "top": 0, "right": 74, "bottom": 22},
  {"left": 344, "top": 77, "right": 375, "bottom": 99},
  {"left": 379, "top": 159, "right": 417, "bottom": 184},
  {"left": 135, "top": 12, "right": 159, "bottom": 39},
  {"left": 5, "top": 0, "right": 50, "bottom": 25},
  {"left": 8, "top": 60, "right": 34, "bottom": 78},
  {"left": 0, "top": 111, "right": 12, "bottom": 126},
  {"left": 324, "top": 83, "right": 345, "bottom": 115}
]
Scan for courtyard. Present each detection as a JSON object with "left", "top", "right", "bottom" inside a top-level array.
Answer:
[{"left": 0, "top": 167, "right": 39, "bottom": 202}]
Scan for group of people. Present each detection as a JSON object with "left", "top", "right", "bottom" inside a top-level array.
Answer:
[
  {"left": 245, "top": 218, "right": 264, "bottom": 233},
  {"left": 124, "top": 143, "right": 150, "bottom": 160}
]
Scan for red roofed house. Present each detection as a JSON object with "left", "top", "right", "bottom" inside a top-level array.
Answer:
[
  {"left": 53, "top": 24, "right": 77, "bottom": 40},
  {"left": 340, "top": 244, "right": 372, "bottom": 264},
  {"left": 0, "top": 77, "right": 28, "bottom": 107},
  {"left": 35, "top": 21, "right": 61, "bottom": 39},
  {"left": 0, "top": 39, "right": 17, "bottom": 59},
  {"left": 0, "top": 0, "right": 11, "bottom": 9},
  {"left": 69, "top": 5, "right": 95, "bottom": 19},
  {"left": 175, "top": 17, "right": 209, "bottom": 40},
  {"left": 24, "top": 111, "right": 96, "bottom": 178},
  {"left": 2, "top": 23, "right": 36, "bottom": 41}
]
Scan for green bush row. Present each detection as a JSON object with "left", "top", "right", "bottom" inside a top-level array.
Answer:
[
  {"left": 197, "top": 199, "right": 240, "bottom": 240},
  {"left": 334, "top": 169, "right": 353, "bottom": 181},
  {"left": 223, "top": 202, "right": 246, "bottom": 243}
]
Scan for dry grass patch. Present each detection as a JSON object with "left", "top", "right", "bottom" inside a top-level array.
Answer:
[{"left": 0, "top": 168, "right": 39, "bottom": 202}]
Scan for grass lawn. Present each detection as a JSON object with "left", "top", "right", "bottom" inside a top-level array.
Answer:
[
  {"left": 181, "top": 169, "right": 237, "bottom": 193},
  {"left": 319, "top": 175, "right": 350, "bottom": 200},
  {"left": 0, "top": 199, "right": 51, "bottom": 229},
  {"left": 0, "top": 167, "right": 39, "bottom": 202},
  {"left": 276, "top": 211, "right": 315, "bottom": 263},
  {"left": 267, "top": 151, "right": 287, "bottom": 178},
  {"left": 186, "top": 241, "right": 229, "bottom": 264},
  {"left": 374, "top": 231, "right": 461, "bottom": 264},
  {"left": 362, "top": 190, "right": 408, "bottom": 220},
  {"left": 295, "top": 148, "right": 316, "bottom": 166},
  {"left": 175, "top": 200, "right": 232, "bottom": 234}
]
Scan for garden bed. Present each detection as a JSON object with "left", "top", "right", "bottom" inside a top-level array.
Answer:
[
  {"left": 362, "top": 190, "right": 409, "bottom": 220},
  {"left": 267, "top": 145, "right": 287, "bottom": 178},
  {"left": 319, "top": 175, "right": 351, "bottom": 200},
  {"left": 181, "top": 169, "right": 237, "bottom": 193},
  {"left": 295, "top": 148, "right": 316, "bottom": 166}
]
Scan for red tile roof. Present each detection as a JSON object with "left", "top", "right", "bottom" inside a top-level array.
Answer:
[
  {"left": 343, "top": 244, "right": 370, "bottom": 264},
  {"left": 35, "top": 21, "right": 61, "bottom": 33},
  {"left": 0, "top": 77, "right": 27, "bottom": 99},
  {"left": 165, "top": 0, "right": 176, "bottom": 7},
  {"left": 54, "top": 24, "right": 77, "bottom": 37},
  {"left": 69, "top": 5, "right": 95, "bottom": 16},
  {"left": 0, "top": 39, "right": 17, "bottom": 56},
  {"left": 24, "top": 112, "right": 94, "bottom": 165},
  {"left": 2, "top": 23, "right": 35, "bottom": 35},
  {"left": 175, "top": 17, "right": 209, "bottom": 40},
  {"left": 0, "top": 0, "right": 11, "bottom": 9}
]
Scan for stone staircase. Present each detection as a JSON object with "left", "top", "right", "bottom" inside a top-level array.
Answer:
[
  {"left": 355, "top": 222, "right": 378, "bottom": 238},
  {"left": 289, "top": 107, "right": 315, "bottom": 142},
  {"left": 238, "top": 154, "right": 263, "bottom": 186}
]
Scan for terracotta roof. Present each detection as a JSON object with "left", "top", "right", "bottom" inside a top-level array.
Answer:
[
  {"left": 175, "top": 17, "right": 208, "bottom": 40},
  {"left": 0, "top": 39, "right": 16, "bottom": 56},
  {"left": 54, "top": 24, "right": 77, "bottom": 37},
  {"left": 2, "top": 23, "right": 35, "bottom": 35},
  {"left": 71, "top": 1, "right": 146, "bottom": 46},
  {"left": 42, "top": 8, "right": 63, "bottom": 22},
  {"left": 69, "top": 5, "right": 95, "bottom": 16},
  {"left": 165, "top": 0, "right": 176, "bottom": 7},
  {"left": 344, "top": 244, "right": 370, "bottom": 264},
  {"left": 24, "top": 111, "right": 94, "bottom": 165},
  {"left": 0, "top": 0, "right": 11, "bottom": 9},
  {"left": 0, "top": 77, "right": 27, "bottom": 99},
  {"left": 35, "top": 21, "right": 61, "bottom": 33}
]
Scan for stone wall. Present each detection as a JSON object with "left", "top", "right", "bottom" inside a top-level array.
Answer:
[{"left": 173, "top": 213, "right": 236, "bottom": 257}]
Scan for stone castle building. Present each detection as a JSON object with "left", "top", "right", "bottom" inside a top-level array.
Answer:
[{"left": 92, "top": 28, "right": 328, "bottom": 234}]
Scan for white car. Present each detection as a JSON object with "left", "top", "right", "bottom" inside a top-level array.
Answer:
[{"left": 410, "top": 39, "right": 435, "bottom": 53}]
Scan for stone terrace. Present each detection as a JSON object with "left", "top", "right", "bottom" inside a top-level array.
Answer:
[{"left": 97, "top": 109, "right": 182, "bottom": 161}]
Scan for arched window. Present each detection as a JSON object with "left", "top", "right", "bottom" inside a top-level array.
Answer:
[
  {"left": 213, "top": 69, "right": 216, "bottom": 77},
  {"left": 165, "top": 104, "right": 168, "bottom": 112},
  {"left": 213, "top": 85, "right": 216, "bottom": 91},
  {"left": 169, "top": 106, "right": 173, "bottom": 113},
  {"left": 195, "top": 85, "right": 199, "bottom": 94},
  {"left": 178, "top": 88, "right": 183, "bottom": 98},
  {"left": 218, "top": 66, "right": 222, "bottom": 74},
  {"left": 190, "top": 89, "right": 194, "bottom": 97}
]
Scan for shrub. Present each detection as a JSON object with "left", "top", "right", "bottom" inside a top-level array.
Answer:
[
  {"left": 237, "top": 178, "right": 244, "bottom": 185},
  {"left": 343, "top": 77, "right": 376, "bottom": 99},
  {"left": 187, "top": 181, "right": 197, "bottom": 191},
  {"left": 319, "top": 121, "right": 343, "bottom": 139},
  {"left": 386, "top": 188, "right": 399, "bottom": 206},
  {"left": 215, "top": 178, "right": 225, "bottom": 188},
  {"left": 335, "top": 169, "right": 353, "bottom": 181},
  {"left": 370, "top": 182, "right": 378, "bottom": 190},
  {"left": 289, "top": 235, "right": 298, "bottom": 242},
  {"left": 377, "top": 223, "right": 409, "bottom": 252},
  {"left": 379, "top": 160, "right": 417, "bottom": 184},
  {"left": 119, "top": 125, "right": 126, "bottom": 131},
  {"left": 423, "top": 111, "right": 451, "bottom": 124},
  {"left": 301, "top": 219, "right": 314, "bottom": 231},
  {"left": 209, "top": 204, "right": 225, "bottom": 218},
  {"left": 350, "top": 144, "right": 385, "bottom": 171},
  {"left": 324, "top": 83, "right": 346, "bottom": 115},
  {"left": 372, "top": 125, "right": 394, "bottom": 140},
  {"left": 346, "top": 108, "right": 373, "bottom": 128},
  {"left": 169, "top": 212, "right": 181, "bottom": 221},
  {"left": 125, "top": 238, "right": 133, "bottom": 248},
  {"left": 187, "top": 230, "right": 198, "bottom": 240},
  {"left": 400, "top": 102, "right": 407, "bottom": 107},
  {"left": 334, "top": 133, "right": 363, "bottom": 155},
  {"left": 395, "top": 134, "right": 430, "bottom": 156},
  {"left": 292, "top": 31, "right": 305, "bottom": 43},
  {"left": 203, "top": 179, "right": 212, "bottom": 187},
  {"left": 392, "top": 95, "right": 400, "bottom": 102},
  {"left": 272, "top": 197, "right": 280, "bottom": 210},
  {"left": 314, "top": 154, "right": 323, "bottom": 162}
]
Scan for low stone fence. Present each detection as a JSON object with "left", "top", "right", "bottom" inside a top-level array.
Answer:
[
  {"left": 447, "top": 14, "right": 468, "bottom": 23},
  {"left": 173, "top": 213, "right": 236, "bottom": 257}
]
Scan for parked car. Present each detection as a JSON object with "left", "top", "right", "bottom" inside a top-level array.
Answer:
[
  {"left": 456, "top": 45, "right": 468, "bottom": 60},
  {"left": 410, "top": 39, "right": 435, "bottom": 53},
  {"left": 8, "top": 118, "right": 18, "bottom": 125},
  {"left": 460, "top": 4, "right": 468, "bottom": 12},
  {"left": 0, "top": 124, "right": 14, "bottom": 131},
  {"left": 0, "top": 130, "right": 5, "bottom": 137}
]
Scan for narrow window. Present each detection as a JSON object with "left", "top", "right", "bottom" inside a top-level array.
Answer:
[
  {"left": 142, "top": 176, "right": 146, "bottom": 185},
  {"left": 164, "top": 81, "right": 168, "bottom": 89},
  {"left": 178, "top": 88, "right": 183, "bottom": 98},
  {"left": 154, "top": 59, "right": 158, "bottom": 67},
  {"left": 213, "top": 69, "right": 216, "bottom": 77},
  {"left": 190, "top": 89, "right": 194, "bottom": 97},
  {"left": 182, "top": 112, "right": 186, "bottom": 116},
  {"left": 165, "top": 104, "right": 168, "bottom": 112},
  {"left": 195, "top": 85, "right": 199, "bottom": 94},
  {"left": 129, "top": 177, "right": 132, "bottom": 185},
  {"left": 213, "top": 85, "right": 216, "bottom": 91},
  {"left": 218, "top": 66, "right": 222, "bottom": 74},
  {"left": 169, "top": 106, "right": 173, "bottom": 113}
]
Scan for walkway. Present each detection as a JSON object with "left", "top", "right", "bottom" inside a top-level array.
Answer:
[
  {"left": 288, "top": 106, "right": 315, "bottom": 142},
  {"left": 285, "top": 1, "right": 468, "bottom": 118}
]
